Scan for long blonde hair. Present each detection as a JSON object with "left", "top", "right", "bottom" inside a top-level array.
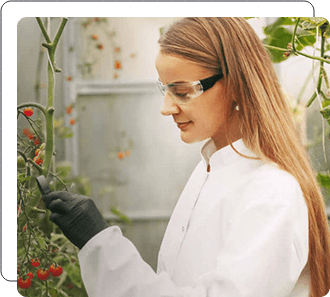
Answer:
[{"left": 158, "top": 17, "right": 330, "bottom": 297}]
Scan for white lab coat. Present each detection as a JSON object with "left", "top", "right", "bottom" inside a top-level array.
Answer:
[{"left": 78, "top": 139, "right": 309, "bottom": 297}]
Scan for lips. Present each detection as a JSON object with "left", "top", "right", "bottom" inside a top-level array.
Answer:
[{"left": 176, "top": 121, "right": 192, "bottom": 129}]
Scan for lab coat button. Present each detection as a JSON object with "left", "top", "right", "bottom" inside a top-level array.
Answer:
[{"left": 182, "top": 226, "right": 185, "bottom": 232}]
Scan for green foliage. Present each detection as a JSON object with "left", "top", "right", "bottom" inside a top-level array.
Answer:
[
  {"left": 17, "top": 164, "right": 89, "bottom": 296},
  {"left": 317, "top": 173, "right": 330, "bottom": 189},
  {"left": 320, "top": 105, "right": 330, "bottom": 125},
  {"left": 111, "top": 207, "right": 132, "bottom": 225},
  {"left": 263, "top": 17, "right": 319, "bottom": 63}
]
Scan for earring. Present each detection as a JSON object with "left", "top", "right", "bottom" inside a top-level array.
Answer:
[{"left": 235, "top": 104, "right": 240, "bottom": 111}]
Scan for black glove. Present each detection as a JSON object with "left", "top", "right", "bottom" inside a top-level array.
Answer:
[{"left": 41, "top": 188, "right": 109, "bottom": 249}]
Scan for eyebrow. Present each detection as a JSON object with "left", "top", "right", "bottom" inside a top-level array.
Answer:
[
  {"left": 172, "top": 80, "right": 191, "bottom": 84},
  {"left": 160, "top": 79, "right": 196, "bottom": 86}
]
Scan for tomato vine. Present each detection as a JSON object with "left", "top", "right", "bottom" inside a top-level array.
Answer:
[{"left": 17, "top": 18, "right": 88, "bottom": 296}]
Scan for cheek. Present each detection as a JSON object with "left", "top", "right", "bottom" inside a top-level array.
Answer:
[{"left": 196, "top": 100, "right": 227, "bottom": 129}]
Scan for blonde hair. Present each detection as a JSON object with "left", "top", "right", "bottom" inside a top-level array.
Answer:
[{"left": 158, "top": 17, "right": 330, "bottom": 297}]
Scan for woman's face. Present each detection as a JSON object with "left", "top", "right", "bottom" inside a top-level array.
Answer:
[{"left": 155, "top": 51, "right": 239, "bottom": 149}]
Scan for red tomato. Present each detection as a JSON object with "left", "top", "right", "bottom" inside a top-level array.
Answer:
[
  {"left": 26, "top": 272, "right": 33, "bottom": 279},
  {"left": 23, "top": 128, "right": 30, "bottom": 135},
  {"left": 117, "top": 152, "right": 125, "bottom": 160},
  {"left": 31, "top": 258, "right": 40, "bottom": 267},
  {"left": 24, "top": 107, "right": 33, "bottom": 117},
  {"left": 49, "top": 264, "right": 63, "bottom": 277},
  {"left": 18, "top": 277, "right": 32, "bottom": 289},
  {"left": 37, "top": 268, "right": 49, "bottom": 281}
]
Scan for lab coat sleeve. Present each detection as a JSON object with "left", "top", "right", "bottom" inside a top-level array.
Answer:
[
  {"left": 78, "top": 169, "right": 308, "bottom": 297},
  {"left": 78, "top": 226, "right": 195, "bottom": 297}
]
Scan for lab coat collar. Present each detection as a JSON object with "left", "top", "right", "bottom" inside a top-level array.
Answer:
[{"left": 201, "top": 138, "right": 259, "bottom": 171}]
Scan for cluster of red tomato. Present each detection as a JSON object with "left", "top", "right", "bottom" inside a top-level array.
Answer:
[
  {"left": 33, "top": 144, "right": 45, "bottom": 166},
  {"left": 117, "top": 150, "right": 131, "bottom": 160},
  {"left": 23, "top": 107, "right": 42, "bottom": 147},
  {"left": 17, "top": 258, "right": 63, "bottom": 290},
  {"left": 66, "top": 104, "right": 76, "bottom": 125}
]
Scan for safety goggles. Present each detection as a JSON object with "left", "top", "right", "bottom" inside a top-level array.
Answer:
[{"left": 157, "top": 73, "right": 223, "bottom": 104}]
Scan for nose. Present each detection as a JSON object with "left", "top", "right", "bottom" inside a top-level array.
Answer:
[{"left": 160, "top": 92, "right": 180, "bottom": 116}]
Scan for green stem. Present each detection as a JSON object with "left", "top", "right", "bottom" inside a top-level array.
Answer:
[
  {"left": 17, "top": 102, "right": 46, "bottom": 115},
  {"left": 30, "top": 207, "right": 47, "bottom": 214},
  {"left": 306, "top": 27, "right": 327, "bottom": 107},
  {"left": 17, "top": 150, "right": 28, "bottom": 162},
  {"left": 36, "top": 17, "right": 51, "bottom": 43},
  {"left": 295, "top": 50, "right": 330, "bottom": 64},
  {"left": 291, "top": 17, "right": 300, "bottom": 52},
  {"left": 28, "top": 158, "right": 43, "bottom": 174},
  {"left": 35, "top": 18, "right": 68, "bottom": 178},
  {"left": 53, "top": 18, "right": 68, "bottom": 47},
  {"left": 263, "top": 44, "right": 288, "bottom": 52},
  {"left": 264, "top": 44, "right": 330, "bottom": 64},
  {"left": 43, "top": 64, "right": 55, "bottom": 177},
  {"left": 45, "top": 280, "right": 49, "bottom": 296},
  {"left": 48, "top": 171, "right": 69, "bottom": 191}
]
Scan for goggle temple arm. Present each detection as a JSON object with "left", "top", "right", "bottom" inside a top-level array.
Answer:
[{"left": 200, "top": 73, "right": 224, "bottom": 91}]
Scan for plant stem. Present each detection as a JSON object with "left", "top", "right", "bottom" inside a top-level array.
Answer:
[
  {"left": 36, "top": 17, "right": 51, "bottom": 43},
  {"left": 264, "top": 44, "right": 330, "bottom": 64},
  {"left": 295, "top": 50, "right": 330, "bottom": 64},
  {"left": 35, "top": 17, "right": 68, "bottom": 177},
  {"left": 43, "top": 62, "right": 55, "bottom": 177},
  {"left": 17, "top": 102, "right": 46, "bottom": 115},
  {"left": 306, "top": 27, "right": 327, "bottom": 108},
  {"left": 28, "top": 158, "right": 43, "bottom": 174},
  {"left": 291, "top": 17, "right": 300, "bottom": 52},
  {"left": 54, "top": 18, "right": 68, "bottom": 46},
  {"left": 263, "top": 44, "right": 288, "bottom": 52}
]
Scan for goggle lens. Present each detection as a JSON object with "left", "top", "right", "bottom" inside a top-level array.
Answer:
[
  {"left": 157, "top": 80, "right": 203, "bottom": 103},
  {"left": 157, "top": 73, "right": 223, "bottom": 104}
]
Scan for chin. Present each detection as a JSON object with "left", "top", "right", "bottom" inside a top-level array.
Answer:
[{"left": 180, "top": 132, "right": 206, "bottom": 144}]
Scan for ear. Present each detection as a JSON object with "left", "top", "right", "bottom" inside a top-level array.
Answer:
[{"left": 232, "top": 101, "right": 239, "bottom": 111}]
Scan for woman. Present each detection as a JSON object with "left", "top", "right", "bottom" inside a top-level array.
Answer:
[{"left": 42, "top": 17, "right": 330, "bottom": 297}]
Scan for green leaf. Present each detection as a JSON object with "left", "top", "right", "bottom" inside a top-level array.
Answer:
[
  {"left": 50, "top": 232, "right": 68, "bottom": 242},
  {"left": 295, "top": 17, "right": 328, "bottom": 26},
  {"left": 263, "top": 17, "right": 318, "bottom": 63},
  {"left": 65, "top": 263, "right": 82, "bottom": 288},
  {"left": 49, "top": 288, "right": 58, "bottom": 297},
  {"left": 317, "top": 173, "right": 330, "bottom": 189},
  {"left": 320, "top": 105, "right": 330, "bottom": 120},
  {"left": 111, "top": 207, "right": 132, "bottom": 225},
  {"left": 263, "top": 27, "right": 292, "bottom": 63},
  {"left": 18, "top": 174, "right": 31, "bottom": 183},
  {"left": 322, "top": 100, "right": 330, "bottom": 109},
  {"left": 263, "top": 19, "right": 279, "bottom": 35},
  {"left": 295, "top": 31, "right": 316, "bottom": 50},
  {"left": 37, "top": 237, "right": 48, "bottom": 250}
]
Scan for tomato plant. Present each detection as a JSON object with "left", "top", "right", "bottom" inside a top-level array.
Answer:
[{"left": 17, "top": 17, "right": 88, "bottom": 297}]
